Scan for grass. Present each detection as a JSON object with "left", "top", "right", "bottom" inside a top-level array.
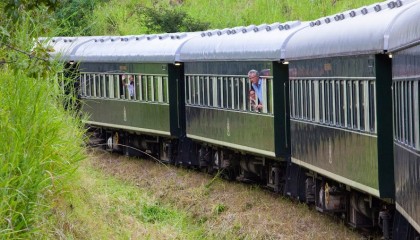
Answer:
[
  {"left": 52, "top": 149, "right": 370, "bottom": 239},
  {"left": 0, "top": 10, "right": 86, "bottom": 239},
  {"left": 49, "top": 153, "right": 209, "bottom": 239},
  {"left": 0, "top": 69, "right": 85, "bottom": 238},
  {"left": 88, "top": 0, "right": 381, "bottom": 35}
]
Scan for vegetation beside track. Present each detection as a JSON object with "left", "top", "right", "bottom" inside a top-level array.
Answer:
[{"left": 53, "top": 149, "right": 367, "bottom": 239}]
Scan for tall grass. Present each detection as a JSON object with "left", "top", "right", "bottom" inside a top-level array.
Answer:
[
  {"left": 0, "top": 9, "right": 86, "bottom": 239},
  {"left": 0, "top": 68, "right": 86, "bottom": 238},
  {"left": 88, "top": 0, "right": 381, "bottom": 35}
]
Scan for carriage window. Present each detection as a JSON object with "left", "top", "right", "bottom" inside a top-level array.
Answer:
[
  {"left": 185, "top": 76, "right": 191, "bottom": 104},
  {"left": 303, "top": 80, "right": 308, "bottom": 119},
  {"left": 319, "top": 80, "right": 324, "bottom": 123},
  {"left": 414, "top": 81, "right": 420, "bottom": 150},
  {"left": 100, "top": 74, "right": 105, "bottom": 98},
  {"left": 287, "top": 77, "right": 375, "bottom": 133},
  {"left": 192, "top": 76, "right": 197, "bottom": 104},
  {"left": 183, "top": 74, "right": 272, "bottom": 114},
  {"left": 163, "top": 76, "right": 168, "bottom": 103},
  {"left": 340, "top": 81, "right": 345, "bottom": 126},
  {"left": 207, "top": 76, "right": 213, "bottom": 107},
  {"left": 328, "top": 81, "right": 334, "bottom": 124},
  {"left": 325, "top": 81, "right": 330, "bottom": 123},
  {"left": 335, "top": 81, "right": 340, "bottom": 125},
  {"left": 202, "top": 76, "right": 208, "bottom": 106},
  {"left": 218, "top": 77, "right": 223, "bottom": 108},
  {"left": 233, "top": 77, "right": 239, "bottom": 110},
  {"left": 352, "top": 81, "right": 359, "bottom": 129},
  {"left": 136, "top": 75, "right": 142, "bottom": 101},
  {"left": 104, "top": 75, "right": 110, "bottom": 98},
  {"left": 359, "top": 81, "right": 365, "bottom": 131},
  {"left": 223, "top": 77, "right": 229, "bottom": 108},
  {"left": 310, "top": 81, "right": 315, "bottom": 120}
]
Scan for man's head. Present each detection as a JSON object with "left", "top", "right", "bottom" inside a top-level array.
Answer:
[{"left": 248, "top": 69, "right": 259, "bottom": 84}]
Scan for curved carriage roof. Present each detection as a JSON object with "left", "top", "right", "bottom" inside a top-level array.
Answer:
[
  {"left": 69, "top": 33, "right": 199, "bottom": 63},
  {"left": 178, "top": 21, "right": 307, "bottom": 62},
  {"left": 387, "top": 0, "right": 420, "bottom": 52},
  {"left": 285, "top": 0, "right": 420, "bottom": 60},
  {"left": 42, "top": 36, "right": 96, "bottom": 61}
]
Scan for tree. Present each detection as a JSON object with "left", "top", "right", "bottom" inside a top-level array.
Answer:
[{"left": 140, "top": 5, "right": 210, "bottom": 33}]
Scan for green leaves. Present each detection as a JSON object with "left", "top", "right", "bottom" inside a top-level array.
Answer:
[{"left": 140, "top": 5, "right": 210, "bottom": 33}]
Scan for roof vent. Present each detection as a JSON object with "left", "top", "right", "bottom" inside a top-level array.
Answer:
[
  {"left": 387, "top": 1, "right": 396, "bottom": 8},
  {"left": 334, "top": 13, "right": 345, "bottom": 21},
  {"left": 177, "top": 33, "right": 187, "bottom": 39},
  {"left": 361, "top": 8, "right": 368, "bottom": 15},
  {"left": 266, "top": 23, "right": 280, "bottom": 31}
]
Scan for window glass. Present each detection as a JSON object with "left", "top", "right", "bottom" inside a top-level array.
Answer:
[
  {"left": 328, "top": 81, "right": 334, "bottom": 124},
  {"left": 162, "top": 76, "right": 168, "bottom": 103},
  {"left": 136, "top": 75, "right": 142, "bottom": 101},
  {"left": 208, "top": 76, "right": 213, "bottom": 107},
  {"left": 319, "top": 81, "right": 324, "bottom": 122},
  {"left": 185, "top": 76, "right": 190, "bottom": 104},
  {"left": 105, "top": 75, "right": 110, "bottom": 98},
  {"left": 311, "top": 81, "right": 315, "bottom": 120},
  {"left": 359, "top": 81, "right": 365, "bottom": 131},
  {"left": 302, "top": 80, "right": 307, "bottom": 119},
  {"left": 202, "top": 76, "right": 208, "bottom": 106},
  {"left": 217, "top": 77, "right": 222, "bottom": 108},
  {"left": 368, "top": 81, "right": 375, "bottom": 133},
  {"left": 352, "top": 81, "right": 358, "bottom": 129},
  {"left": 233, "top": 77, "right": 239, "bottom": 110}
]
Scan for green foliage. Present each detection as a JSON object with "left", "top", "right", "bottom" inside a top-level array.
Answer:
[
  {"left": 3, "top": 0, "right": 61, "bottom": 21},
  {"left": 212, "top": 203, "right": 227, "bottom": 215},
  {"left": 141, "top": 5, "right": 210, "bottom": 33},
  {"left": 88, "top": 0, "right": 209, "bottom": 35},
  {"left": 51, "top": 161, "right": 208, "bottom": 239},
  {"left": 140, "top": 203, "right": 176, "bottom": 223},
  {"left": 0, "top": 2, "right": 86, "bottom": 239},
  {"left": 87, "top": 0, "right": 381, "bottom": 35},
  {"left": 54, "top": 0, "right": 99, "bottom": 36},
  {"left": 88, "top": 0, "right": 147, "bottom": 35}
]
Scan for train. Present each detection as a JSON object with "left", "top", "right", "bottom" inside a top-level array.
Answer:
[{"left": 43, "top": 0, "right": 420, "bottom": 238}]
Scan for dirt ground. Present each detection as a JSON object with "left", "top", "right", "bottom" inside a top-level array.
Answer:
[{"left": 88, "top": 148, "right": 375, "bottom": 240}]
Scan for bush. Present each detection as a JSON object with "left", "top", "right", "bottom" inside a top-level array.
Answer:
[
  {"left": 141, "top": 5, "right": 210, "bottom": 33},
  {"left": 0, "top": 6, "right": 86, "bottom": 239}
]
